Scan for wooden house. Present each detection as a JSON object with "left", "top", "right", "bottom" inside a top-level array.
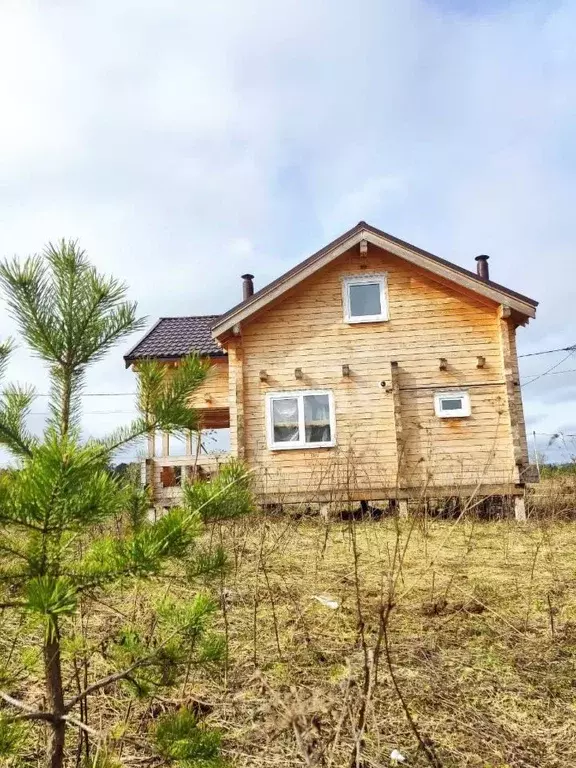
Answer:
[{"left": 124, "top": 222, "right": 538, "bottom": 518}]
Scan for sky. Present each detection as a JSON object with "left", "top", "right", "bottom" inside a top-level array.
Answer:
[{"left": 0, "top": 0, "right": 575, "bottom": 464}]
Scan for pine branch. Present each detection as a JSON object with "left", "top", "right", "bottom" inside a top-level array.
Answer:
[
  {"left": 79, "top": 302, "right": 145, "bottom": 365},
  {"left": 0, "top": 419, "right": 33, "bottom": 457},
  {"left": 63, "top": 619, "right": 194, "bottom": 713},
  {"left": 0, "top": 256, "right": 64, "bottom": 365},
  {"left": 63, "top": 659, "right": 155, "bottom": 713},
  {"left": 0, "top": 515, "right": 44, "bottom": 533},
  {"left": 90, "top": 418, "right": 150, "bottom": 459},
  {"left": 0, "top": 339, "right": 14, "bottom": 379}
]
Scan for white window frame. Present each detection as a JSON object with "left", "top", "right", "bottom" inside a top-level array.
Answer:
[
  {"left": 342, "top": 273, "right": 389, "bottom": 323},
  {"left": 265, "top": 390, "right": 337, "bottom": 450},
  {"left": 434, "top": 391, "right": 471, "bottom": 418}
]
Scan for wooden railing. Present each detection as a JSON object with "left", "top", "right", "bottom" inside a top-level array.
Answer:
[{"left": 143, "top": 453, "right": 230, "bottom": 507}]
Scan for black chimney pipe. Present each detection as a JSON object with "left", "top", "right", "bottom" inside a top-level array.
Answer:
[
  {"left": 475, "top": 255, "right": 490, "bottom": 281},
  {"left": 241, "top": 274, "right": 254, "bottom": 300}
]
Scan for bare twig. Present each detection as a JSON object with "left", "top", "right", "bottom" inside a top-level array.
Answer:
[{"left": 382, "top": 622, "right": 443, "bottom": 768}]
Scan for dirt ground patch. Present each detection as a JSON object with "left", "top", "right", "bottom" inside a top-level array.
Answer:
[{"left": 155, "top": 516, "right": 576, "bottom": 767}]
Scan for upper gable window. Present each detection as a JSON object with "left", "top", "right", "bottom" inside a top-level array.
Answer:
[{"left": 342, "top": 274, "right": 388, "bottom": 323}]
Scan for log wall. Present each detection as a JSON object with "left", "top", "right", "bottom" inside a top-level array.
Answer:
[{"left": 229, "top": 243, "right": 529, "bottom": 502}]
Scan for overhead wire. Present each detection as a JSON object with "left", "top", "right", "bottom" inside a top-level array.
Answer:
[
  {"left": 17, "top": 342, "right": 576, "bottom": 416},
  {"left": 518, "top": 344, "right": 576, "bottom": 358},
  {"left": 520, "top": 349, "right": 576, "bottom": 387}
]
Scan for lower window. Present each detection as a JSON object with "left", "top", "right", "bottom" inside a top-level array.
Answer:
[
  {"left": 434, "top": 391, "right": 471, "bottom": 418},
  {"left": 266, "top": 390, "right": 336, "bottom": 449}
]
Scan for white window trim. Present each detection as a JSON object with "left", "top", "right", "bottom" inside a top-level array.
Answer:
[
  {"left": 265, "top": 390, "right": 337, "bottom": 450},
  {"left": 434, "top": 391, "right": 471, "bottom": 418},
  {"left": 342, "top": 273, "right": 389, "bottom": 323}
]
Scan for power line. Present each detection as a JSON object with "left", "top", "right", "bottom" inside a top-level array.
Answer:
[
  {"left": 32, "top": 392, "right": 135, "bottom": 397},
  {"left": 17, "top": 343, "right": 576, "bottom": 406},
  {"left": 518, "top": 344, "right": 576, "bottom": 358},
  {"left": 522, "top": 368, "right": 576, "bottom": 378},
  {"left": 532, "top": 432, "right": 576, "bottom": 438},
  {"left": 521, "top": 350, "right": 576, "bottom": 387},
  {"left": 29, "top": 410, "right": 136, "bottom": 416}
]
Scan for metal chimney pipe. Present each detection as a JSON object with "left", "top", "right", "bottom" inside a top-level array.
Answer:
[
  {"left": 241, "top": 273, "right": 254, "bottom": 300},
  {"left": 475, "top": 255, "right": 490, "bottom": 281}
]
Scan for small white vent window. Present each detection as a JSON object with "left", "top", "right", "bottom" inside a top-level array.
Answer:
[
  {"left": 266, "top": 390, "right": 336, "bottom": 450},
  {"left": 342, "top": 274, "right": 388, "bottom": 323},
  {"left": 434, "top": 391, "right": 471, "bottom": 418}
]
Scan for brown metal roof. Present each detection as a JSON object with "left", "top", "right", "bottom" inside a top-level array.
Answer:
[
  {"left": 124, "top": 315, "right": 224, "bottom": 367},
  {"left": 212, "top": 221, "right": 538, "bottom": 333}
]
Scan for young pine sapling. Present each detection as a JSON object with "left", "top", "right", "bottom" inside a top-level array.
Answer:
[{"left": 0, "top": 241, "right": 251, "bottom": 767}]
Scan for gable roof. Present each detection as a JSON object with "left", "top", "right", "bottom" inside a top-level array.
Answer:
[
  {"left": 124, "top": 315, "right": 224, "bottom": 367},
  {"left": 211, "top": 221, "right": 538, "bottom": 338}
]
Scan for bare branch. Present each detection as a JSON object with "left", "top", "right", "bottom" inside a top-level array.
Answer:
[
  {"left": 0, "top": 689, "right": 49, "bottom": 720},
  {"left": 63, "top": 713, "right": 102, "bottom": 739},
  {"left": 63, "top": 658, "right": 154, "bottom": 713}
]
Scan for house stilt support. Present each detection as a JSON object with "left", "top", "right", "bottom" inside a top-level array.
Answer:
[
  {"left": 398, "top": 500, "right": 409, "bottom": 519},
  {"left": 514, "top": 495, "right": 527, "bottom": 522}
]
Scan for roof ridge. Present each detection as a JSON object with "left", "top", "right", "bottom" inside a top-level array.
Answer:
[
  {"left": 213, "top": 221, "right": 537, "bottom": 334},
  {"left": 157, "top": 314, "right": 221, "bottom": 321}
]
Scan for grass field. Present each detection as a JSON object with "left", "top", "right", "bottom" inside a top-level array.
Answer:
[
  {"left": 97, "top": 511, "right": 576, "bottom": 768},
  {"left": 5, "top": 495, "right": 576, "bottom": 768}
]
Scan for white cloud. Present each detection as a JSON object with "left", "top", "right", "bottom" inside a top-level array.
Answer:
[{"left": 0, "top": 0, "right": 573, "bottom": 463}]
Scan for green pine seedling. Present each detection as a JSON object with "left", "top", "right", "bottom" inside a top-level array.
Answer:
[{"left": 0, "top": 241, "right": 251, "bottom": 768}]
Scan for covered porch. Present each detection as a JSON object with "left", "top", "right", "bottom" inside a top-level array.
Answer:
[{"left": 142, "top": 407, "right": 232, "bottom": 507}]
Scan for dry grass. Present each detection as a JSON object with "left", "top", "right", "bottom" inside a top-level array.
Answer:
[
  {"left": 141, "top": 514, "right": 576, "bottom": 768},
  {"left": 528, "top": 473, "right": 576, "bottom": 518},
  {"left": 6, "top": 511, "right": 576, "bottom": 767}
]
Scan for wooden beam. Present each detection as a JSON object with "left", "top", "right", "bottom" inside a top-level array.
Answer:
[
  {"left": 295, "top": 367, "right": 303, "bottom": 380},
  {"left": 439, "top": 357, "right": 447, "bottom": 371},
  {"left": 476, "top": 355, "right": 486, "bottom": 368},
  {"left": 359, "top": 238, "right": 368, "bottom": 255},
  {"left": 259, "top": 369, "right": 268, "bottom": 382},
  {"left": 228, "top": 340, "right": 245, "bottom": 459},
  {"left": 147, "top": 430, "right": 155, "bottom": 458},
  {"left": 342, "top": 364, "right": 350, "bottom": 377},
  {"left": 499, "top": 304, "right": 528, "bottom": 479},
  {"left": 390, "top": 361, "right": 404, "bottom": 490}
]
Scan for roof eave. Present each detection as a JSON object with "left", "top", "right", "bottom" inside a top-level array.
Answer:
[{"left": 124, "top": 350, "right": 227, "bottom": 369}]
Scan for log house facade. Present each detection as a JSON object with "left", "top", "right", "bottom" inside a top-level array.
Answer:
[{"left": 124, "top": 222, "right": 538, "bottom": 518}]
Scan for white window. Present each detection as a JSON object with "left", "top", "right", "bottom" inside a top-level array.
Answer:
[
  {"left": 342, "top": 274, "right": 388, "bottom": 323},
  {"left": 266, "top": 390, "right": 336, "bottom": 450},
  {"left": 434, "top": 391, "right": 471, "bottom": 418}
]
